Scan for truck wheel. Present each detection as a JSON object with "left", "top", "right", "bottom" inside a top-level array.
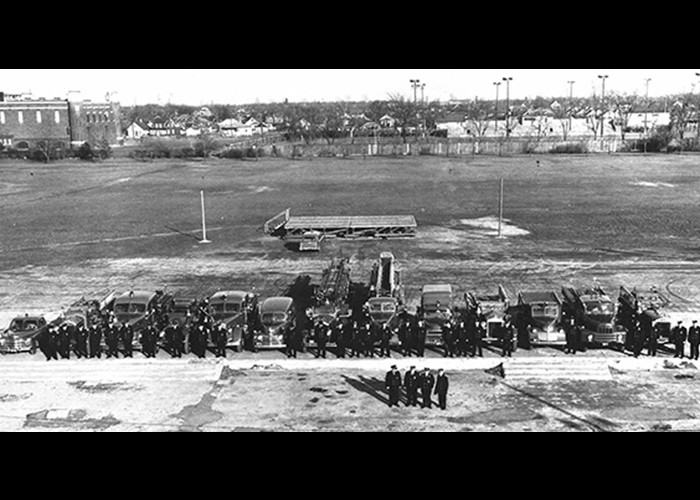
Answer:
[{"left": 29, "top": 342, "right": 37, "bottom": 356}]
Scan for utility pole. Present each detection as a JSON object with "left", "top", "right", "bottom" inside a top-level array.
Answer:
[
  {"left": 696, "top": 72, "right": 700, "bottom": 140},
  {"left": 598, "top": 74, "right": 609, "bottom": 141},
  {"left": 493, "top": 82, "right": 501, "bottom": 135},
  {"left": 644, "top": 78, "right": 651, "bottom": 154},
  {"left": 498, "top": 178, "right": 505, "bottom": 239},
  {"left": 503, "top": 77, "right": 513, "bottom": 139},
  {"left": 567, "top": 80, "right": 575, "bottom": 132},
  {"left": 200, "top": 190, "right": 211, "bottom": 244}
]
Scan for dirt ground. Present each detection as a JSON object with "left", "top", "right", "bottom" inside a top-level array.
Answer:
[
  {"left": 2, "top": 154, "right": 700, "bottom": 431},
  {"left": 0, "top": 357, "right": 699, "bottom": 432}
]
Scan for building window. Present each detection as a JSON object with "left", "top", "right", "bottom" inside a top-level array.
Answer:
[
  {"left": 36, "top": 111, "right": 42, "bottom": 124},
  {"left": 18, "top": 111, "right": 23, "bottom": 124},
  {"left": 55, "top": 111, "right": 60, "bottom": 124}
]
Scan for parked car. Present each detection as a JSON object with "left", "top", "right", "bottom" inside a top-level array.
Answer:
[
  {"left": 0, "top": 315, "right": 49, "bottom": 354},
  {"left": 256, "top": 297, "right": 297, "bottom": 349}
]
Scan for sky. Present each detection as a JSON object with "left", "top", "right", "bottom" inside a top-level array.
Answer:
[{"left": 2, "top": 69, "right": 699, "bottom": 106}]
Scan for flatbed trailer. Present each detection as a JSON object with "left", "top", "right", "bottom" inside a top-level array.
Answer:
[{"left": 265, "top": 209, "right": 417, "bottom": 241}]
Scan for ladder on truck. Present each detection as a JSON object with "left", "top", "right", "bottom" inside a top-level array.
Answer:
[{"left": 317, "top": 258, "right": 351, "bottom": 305}]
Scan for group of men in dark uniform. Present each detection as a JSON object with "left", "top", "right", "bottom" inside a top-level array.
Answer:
[
  {"left": 39, "top": 320, "right": 139, "bottom": 361},
  {"left": 385, "top": 365, "right": 450, "bottom": 410},
  {"left": 438, "top": 316, "right": 488, "bottom": 358}
]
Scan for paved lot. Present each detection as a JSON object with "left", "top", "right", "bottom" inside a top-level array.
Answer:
[{"left": 0, "top": 352, "right": 698, "bottom": 432}]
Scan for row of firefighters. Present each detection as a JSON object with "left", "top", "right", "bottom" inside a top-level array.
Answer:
[{"left": 33, "top": 296, "right": 700, "bottom": 361}]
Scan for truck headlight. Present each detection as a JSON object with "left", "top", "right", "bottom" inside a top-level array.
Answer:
[{"left": 588, "top": 335, "right": 594, "bottom": 342}]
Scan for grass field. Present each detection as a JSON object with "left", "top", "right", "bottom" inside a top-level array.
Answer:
[{"left": 2, "top": 154, "right": 700, "bottom": 323}]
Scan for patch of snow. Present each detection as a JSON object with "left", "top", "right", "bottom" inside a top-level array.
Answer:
[
  {"left": 631, "top": 181, "right": 675, "bottom": 188},
  {"left": 460, "top": 217, "right": 530, "bottom": 237}
]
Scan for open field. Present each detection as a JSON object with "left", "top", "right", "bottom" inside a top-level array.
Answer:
[
  {"left": 3, "top": 154, "right": 700, "bottom": 432},
  {"left": 2, "top": 154, "right": 700, "bottom": 320}
]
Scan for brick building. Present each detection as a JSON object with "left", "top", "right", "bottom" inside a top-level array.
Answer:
[{"left": 0, "top": 91, "right": 122, "bottom": 151}]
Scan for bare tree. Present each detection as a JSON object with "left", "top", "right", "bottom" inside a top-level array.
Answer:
[
  {"left": 609, "top": 92, "right": 640, "bottom": 140},
  {"left": 387, "top": 94, "right": 420, "bottom": 143}
]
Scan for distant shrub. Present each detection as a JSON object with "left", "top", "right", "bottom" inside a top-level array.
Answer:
[
  {"left": 77, "top": 142, "right": 95, "bottom": 161},
  {"left": 218, "top": 148, "right": 245, "bottom": 159},
  {"left": 549, "top": 143, "right": 588, "bottom": 154}
]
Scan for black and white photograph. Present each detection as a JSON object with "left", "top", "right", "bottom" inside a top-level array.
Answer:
[{"left": 1, "top": 68, "right": 700, "bottom": 432}]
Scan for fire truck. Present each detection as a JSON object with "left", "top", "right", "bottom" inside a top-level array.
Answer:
[
  {"left": 365, "top": 252, "right": 404, "bottom": 329},
  {"left": 561, "top": 286, "right": 626, "bottom": 348},
  {"left": 617, "top": 285, "right": 675, "bottom": 348},
  {"left": 465, "top": 285, "right": 514, "bottom": 349},
  {"left": 513, "top": 290, "right": 565, "bottom": 348}
]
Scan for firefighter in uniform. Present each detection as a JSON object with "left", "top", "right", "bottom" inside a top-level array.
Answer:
[
  {"left": 216, "top": 322, "right": 228, "bottom": 358},
  {"left": 417, "top": 318, "right": 427, "bottom": 357},
  {"left": 89, "top": 324, "right": 102, "bottom": 359},
  {"left": 633, "top": 320, "right": 645, "bottom": 358},
  {"left": 473, "top": 321, "right": 485, "bottom": 358},
  {"left": 456, "top": 320, "right": 468, "bottom": 358},
  {"left": 442, "top": 320, "right": 454, "bottom": 358},
  {"left": 420, "top": 368, "right": 435, "bottom": 409},
  {"left": 314, "top": 320, "right": 328, "bottom": 359},
  {"left": 404, "top": 366, "right": 419, "bottom": 407},
  {"left": 564, "top": 316, "right": 576, "bottom": 354},
  {"left": 363, "top": 321, "right": 375, "bottom": 358},
  {"left": 49, "top": 325, "right": 61, "bottom": 360},
  {"left": 335, "top": 321, "right": 346, "bottom": 358},
  {"left": 142, "top": 325, "right": 154, "bottom": 358},
  {"left": 284, "top": 326, "right": 296, "bottom": 359},
  {"left": 172, "top": 323, "right": 184, "bottom": 358},
  {"left": 122, "top": 324, "right": 134, "bottom": 358},
  {"left": 647, "top": 323, "right": 659, "bottom": 357},
  {"left": 59, "top": 324, "right": 71, "bottom": 360},
  {"left": 502, "top": 323, "right": 514, "bottom": 358},
  {"left": 380, "top": 323, "right": 392, "bottom": 358},
  {"left": 385, "top": 365, "right": 402, "bottom": 408},
  {"left": 398, "top": 315, "right": 409, "bottom": 357},
  {"left": 38, "top": 326, "right": 53, "bottom": 361},
  {"left": 434, "top": 369, "right": 449, "bottom": 411},
  {"left": 673, "top": 321, "right": 687, "bottom": 359},
  {"left": 349, "top": 321, "right": 359, "bottom": 358},
  {"left": 106, "top": 324, "right": 119, "bottom": 359},
  {"left": 689, "top": 320, "right": 700, "bottom": 361}
]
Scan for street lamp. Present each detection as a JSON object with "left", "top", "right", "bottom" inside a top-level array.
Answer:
[
  {"left": 598, "top": 75, "right": 609, "bottom": 139},
  {"left": 502, "top": 77, "right": 513, "bottom": 139},
  {"left": 410, "top": 79, "right": 421, "bottom": 104},
  {"left": 493, "top": 82, "right": 501, "bottom": 134}
]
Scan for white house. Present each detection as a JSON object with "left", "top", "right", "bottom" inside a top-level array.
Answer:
[
  {"left": 379, "top": 114, "right": 397, "bottom": 128},
  {"left": 125, "top": 120, "right": 148, "bottom": 140}
]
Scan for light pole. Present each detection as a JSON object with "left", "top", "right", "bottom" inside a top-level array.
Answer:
[
  {"left": 420, "top": 83, "right": 425, "bottom": 105},
  {"left": 644, "top": 78, "right": 651, "bottom": 154},
  {"left": 695, "top": 72, "right": 700, "bottom": 140},
  {"left": 493, "top": 82, "right": 501, "bottom": 135},
  {"left": 598, "top": 75, "right": 609, "bottom": 140},
  {"left": 410, "top": 79, "right": 420, "bottom": 104},
  {"left": 567, "top": 80, "right": 575, "bottom": 132},
  {"left": 502, "top": 77, "right": 513, "bottom": 138}
]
